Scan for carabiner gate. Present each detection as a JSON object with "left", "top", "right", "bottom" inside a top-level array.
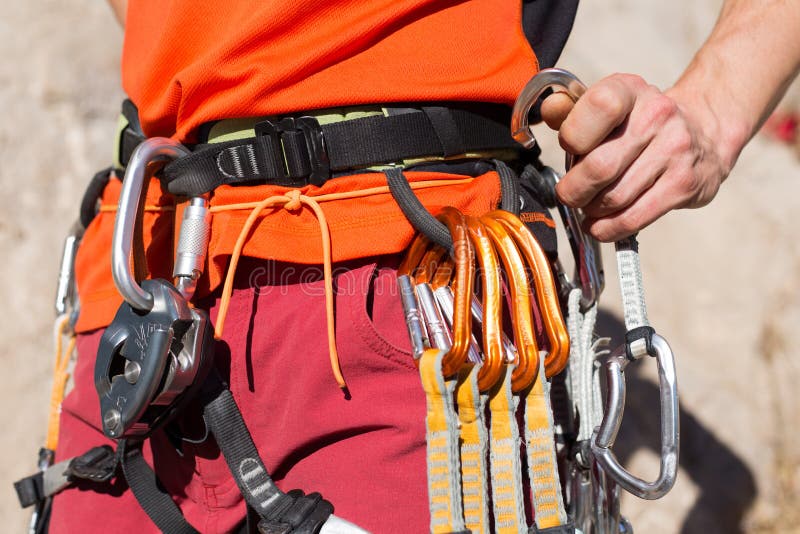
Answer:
[{"left": 591, "top": 332, "right": 679, "bottom": 500}]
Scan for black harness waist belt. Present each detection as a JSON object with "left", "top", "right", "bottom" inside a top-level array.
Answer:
[{"left": 117, "top": 102, "right": 522, "bottom": 197}]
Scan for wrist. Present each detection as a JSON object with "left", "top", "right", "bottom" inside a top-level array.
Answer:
[{"left": 666, "top": 80, "right": 750, "bottom": 175}]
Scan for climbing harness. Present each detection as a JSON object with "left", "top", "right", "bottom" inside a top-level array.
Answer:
[
  {"left": 17, "top": 138, "right": 375, "bottom": 534},
  {"left": 16, "top": 62, "right": 679, "bottom": 533}
]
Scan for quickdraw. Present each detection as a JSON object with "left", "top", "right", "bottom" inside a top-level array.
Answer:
[
  {"left": 400, "top": 205, "right": 572, "bottom": 533},
  {"left": 402, "top": 68, "right": 680, "bottom": 534}
]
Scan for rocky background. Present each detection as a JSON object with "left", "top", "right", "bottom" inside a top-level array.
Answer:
[{"left": 1, "top": 0, "right": 798, "bottom": 532}]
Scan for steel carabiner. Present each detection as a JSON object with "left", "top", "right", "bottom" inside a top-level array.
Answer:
[
  {"left": 414, "top": 247, "right": 452, "bottom": 351},
  {"left": 398, "top": 232, "right": 434, "bottom": 359},
  {"left": 112, "top": 137, "right": 192, "bottom": 311},
  {"left": 591, "top": 331, "right": 679, "bottom": 500},
  {"left": 431, "top": 259, "right": 483, "bottom": 365},
  {"left": 512, "top": 69, "right": 680, "bottom": 503},
  {"left": 511, "top": 68, "right": 605, "bottom": 310}
]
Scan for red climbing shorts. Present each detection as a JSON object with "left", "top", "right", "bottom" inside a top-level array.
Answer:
[{"left": 50, "top": 256, "right": 430, "bottom": 533}]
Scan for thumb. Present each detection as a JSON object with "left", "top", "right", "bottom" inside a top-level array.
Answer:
[{"left": 540, "top": 92, "right": 575, "bottom": 130}]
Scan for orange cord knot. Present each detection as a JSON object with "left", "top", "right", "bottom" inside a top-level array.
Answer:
[
  {"left": 284, "top": 190, "right": 303, "bottom": 211},
  {"left": 214, "top": 191, "right": 346, "bottom": 390}
]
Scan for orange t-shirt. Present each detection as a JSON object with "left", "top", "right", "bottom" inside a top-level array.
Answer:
[
  {"left": 75, "top": 1, "right": 577, "bottom": 332},
  {"left": 121, "top": 0, "right": 576, "bottom": 141}
]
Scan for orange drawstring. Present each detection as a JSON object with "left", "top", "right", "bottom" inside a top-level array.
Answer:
[
  {"left": 46, "top": 316, "right": 76, "bottom": 451},
  {"left": 214, "top": 189, "right": 344, "bottom": 389},
  {"left": 206, "top": 178, "right": 474, "bottom": 213},
  {"left": 98, "top": 204, "right": 175, "bottom": 213}
]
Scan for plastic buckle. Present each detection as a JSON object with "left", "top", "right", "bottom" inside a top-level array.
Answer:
[{"left": 255, "top": 116, "right": 330, "bottom": 186}]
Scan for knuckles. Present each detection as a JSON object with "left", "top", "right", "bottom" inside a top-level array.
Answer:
[
  {"left": 585, "top": 83, "right": 627, "bottom": 121},
  {"left": 665, "top": 124, "right": 694, "bottom": 156},
  {"left": 583, "top": 150, "right": 623, "bottom": 184},
  {"left": 643, "top": 93, "right": 679, "bottom": 128},
  {"left": 597, "top": 188, "right": 627, "bottom": 212}
]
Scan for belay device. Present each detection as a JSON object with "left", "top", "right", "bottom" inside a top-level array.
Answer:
[
  {"left": 16, "top": 137, "right": 368, "bottom": 534},
  {"left": 97, "top": 139, "right": 213, "bottom": 439}
]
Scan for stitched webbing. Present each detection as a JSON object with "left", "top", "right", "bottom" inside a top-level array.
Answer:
[
  {"left": 615, "top": 236, "right": 649, "bottom": 330},
  {"left": 456, "top": 364, "right": 490, "bottom": 533},
  {"left": 119, "top": 440, "right": 200, "bottom": 534},
  {"left": 524, "top": 356, "right": 568, "bottom": 529},
  {"left": 487, "top": 365, "right": 526, "bottom": 534},
  {"left": 46, "top": 316, "right": 76, "bottom": 451},
  {"left": 419, "top": 348, "right": 466, "bottom": 534},
  {"left": 158, "top": 106, "right": 519, "bottom": 196},
  {"left": 566, "top": 288, "right": 604, "bottom": 443}
]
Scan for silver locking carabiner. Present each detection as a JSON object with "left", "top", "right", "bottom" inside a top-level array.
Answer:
[
  {"left": 591, "top": 333, "right": 679, "bottom": 500},
  {"left": 510, "top": 68, "right": 604, "bottom": 310},
  {"left": 112, "top": 137, "right": 191, "bottom": 311}
]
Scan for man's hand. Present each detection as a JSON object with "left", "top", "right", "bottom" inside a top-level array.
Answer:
[
  {"left": 539, "top": 0, "right": 800, "bottom": 242},
  {"left": 540, "top": 74, "right": 731, "bottom": 242}
]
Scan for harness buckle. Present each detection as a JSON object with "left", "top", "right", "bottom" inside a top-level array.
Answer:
[{"left": 255, "top": 116, "right": 330, "bottom": 186}]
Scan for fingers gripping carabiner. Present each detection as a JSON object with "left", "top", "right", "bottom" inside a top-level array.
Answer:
[
  {"left": 112, "top": 137, "right": 191, "bottom": 311},
  {"left": 511, "top": 68, "right": 604, "bottom": 310},
  {"left": 511, "top": 68, "right": 587, "bottom": 149},
  {"left": 591, "top": 331, "right": 679, "bottom": 500}
]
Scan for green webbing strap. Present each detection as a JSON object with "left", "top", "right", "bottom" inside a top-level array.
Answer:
[
  {"left": 456, "top": 364, "right": 490, "bottom": 533},
  {"left": 419, "top": 349, "right": 467, "bottom": 534},
  {"left": 487, "top": 365, "right": 527, "bottom": 534},
  {"left": 524, "top": 357, "right": 568, "bottom": 530}
]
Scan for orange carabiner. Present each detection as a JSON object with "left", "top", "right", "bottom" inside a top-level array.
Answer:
[
  {"left": 431, "top": 255, "right": 454, "bottom": 289},
  {"left": 490, "top": 210, "right": 570, "bottom": 377},
  {"left": 398, "top": 232, "right": 432, "bottom": 277},
  {"left": 437, "top": 207, "right": 475, "bottom": 377},
  {"left": 415, "top": 247, "right": 446, "bottom": 285},
  {"left": 480, "top": 215, "right": 540, "bottom": 392},
  {"left": 465, "top": 216, "right": 505, "bottom": 392}
]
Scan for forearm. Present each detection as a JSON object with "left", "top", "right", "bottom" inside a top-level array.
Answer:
[{"left": 668, "top": 0, "right": 800, "bottom": 170}]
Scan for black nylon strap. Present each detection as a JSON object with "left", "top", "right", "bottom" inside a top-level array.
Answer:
[
  {"left": 495, "top": 159, "right": 521, "bottom": 215},
  {"left": 79, "top": 167, "right": 113, "bottom": 229},
  {"left": 422, "top": 106, "right": 467, "bottom": 157},
  {"left": 202, "top": 386, "right": 286, "bottom": 515},
  {"left": 201, "top": 382, "right": 336, "bottom": 532},
  {"left": 385, "top": 167, "right": 453, "bottom": 252},
  {"left": 115, "top": 377, "right": 336, "bottom": 533},
  {"left": 160, "top": 106, "right": 518, "bottom": 197},
  {"left": 386, "top": 160, "right": 522, "bottom": 250},
  {"left": 119, "top": 439, "right": 200, "bottom": 534},
  {"left": 14, "top": 472, "right": 44, "bottom": 508}
]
